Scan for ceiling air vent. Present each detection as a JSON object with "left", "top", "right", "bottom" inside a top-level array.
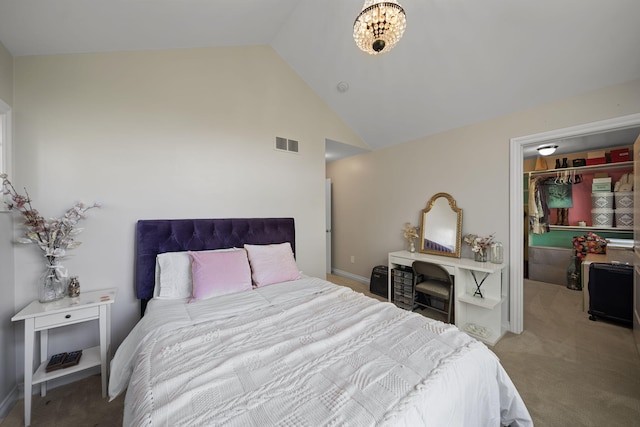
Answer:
[{"left": 275, "top": 137, "right": 299, "bottom": 154}]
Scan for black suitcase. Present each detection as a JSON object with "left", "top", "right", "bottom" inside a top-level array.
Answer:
[
  {"left": 588, "top": 263, "right": 633, "bottom": 326},
  {"left": 370, "top": 265, "right": 389, "bottom": 299}
]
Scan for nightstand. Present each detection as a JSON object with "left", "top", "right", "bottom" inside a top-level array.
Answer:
[{"left": 11, "top": 288, "right": 116, "bottom": 426}]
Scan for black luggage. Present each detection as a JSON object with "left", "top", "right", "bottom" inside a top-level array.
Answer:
[
  {"left": 588, "top": 262, "right": 632, "bottom": 326},
  {"left": 370, "top": 265, "right": 389, "bottom": 298}
]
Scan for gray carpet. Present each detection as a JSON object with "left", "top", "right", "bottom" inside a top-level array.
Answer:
[
  {"left": 493, "top": 279, "right": 640, "bottom": 426},
  {"left": 0, "top": 374, "right": 124, "bottom": 426},
  {"left": 1, "top": 277, "right": 639, "bottom": 426}
]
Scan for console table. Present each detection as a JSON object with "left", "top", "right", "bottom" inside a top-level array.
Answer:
[
  {"left": 388, "top": 250, "right": 507, "bottom": 345},
  {"left": 12, "top": 288, "right": 116, "bottom": 426}
]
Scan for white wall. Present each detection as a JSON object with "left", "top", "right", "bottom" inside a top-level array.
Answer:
[
  {"left": 10, "top": 46, "right": 363, "bottom": 385},
  {"left": 0, "top": 39, "right": 16, "bottom": 417},
  {"left": 327, "top": 79, "right": 640, "bottom": 284}
]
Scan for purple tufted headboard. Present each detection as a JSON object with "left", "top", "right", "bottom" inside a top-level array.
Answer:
[{"left": 135, "top": 218, "right": 295, "bottom": 315}]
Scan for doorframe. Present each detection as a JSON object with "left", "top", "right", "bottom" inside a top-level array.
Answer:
[
  {"left": 325, "top": 178, "right": 332, "bottom": 275},
  {"left": 0, "top": 99, "right": 12, "bottom": 213},
  {"left": 509, "top": 113, "right": 640, "bottom": 334}
]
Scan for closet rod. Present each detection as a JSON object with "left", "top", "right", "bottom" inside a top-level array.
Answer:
[{"left": 527, "top": 160, "right": 633, "bottom": 178}]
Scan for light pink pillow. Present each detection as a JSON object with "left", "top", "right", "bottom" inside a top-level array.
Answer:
[
  {"left": 189, "top": 249, "right": 252, "bottom": 301},
  {"left": 244, "top": 242, "right": 301, "bottom": 287}
]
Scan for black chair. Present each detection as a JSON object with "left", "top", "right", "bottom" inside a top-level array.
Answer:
[{"left": 412, "top": 261, "right": 454, "bottom": 323}]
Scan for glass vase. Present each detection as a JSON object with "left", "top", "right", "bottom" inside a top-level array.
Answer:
[
  {"left": 39, "top": 259, "right": 69, "bottom": 303},
  {"left": 490, "top": 242, "right": 503, "bottom": 264},
  {"left": 409, "top": 240, "right": 416, "bottom": 253},
  {"left": 474, "top": 249, "right": 487, "bottom": 262},
  {"left": 566, "top": 255, "right": 581, "bottom": 290}
]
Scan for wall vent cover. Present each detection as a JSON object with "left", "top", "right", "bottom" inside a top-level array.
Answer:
[{"left": 275, "top": 137, "right": 299, "bottom": 154}]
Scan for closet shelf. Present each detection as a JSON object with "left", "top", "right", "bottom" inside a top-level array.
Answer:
[
  {"left": 526, "top": 161, "right": 633, "bottom": 177},
  {"left": 549, "top": 225, "right": 632, "bottom": 234}
]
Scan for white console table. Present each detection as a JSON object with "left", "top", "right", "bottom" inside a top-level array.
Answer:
[
  {"left": 388, "top": 250, "right": 507, "bottom": 346},
  {"left": 12, "top": 288, "right": 116, "bottom": 426}
]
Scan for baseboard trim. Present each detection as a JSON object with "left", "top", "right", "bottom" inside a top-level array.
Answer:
[
  {"left": 0, "top": 385, "right": 18, "bottom": 420},
  {"left": 331, "top": 269, "right": 369, "bottom": 285}
]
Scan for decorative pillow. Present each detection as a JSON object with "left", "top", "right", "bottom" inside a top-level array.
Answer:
[
  {"left": 155, "top": 248, "right": 238, "bottom": 299},
  {"left": 244, "top": 242, "right": 301, "bottom": 287},
  {"left": 189, "top": 249, "right": 253, "bottom": 301},
  {"left": 572, "top": 232, "right": 607, "bottom": 260}
]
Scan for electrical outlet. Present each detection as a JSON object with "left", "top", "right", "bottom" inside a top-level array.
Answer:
[{"left": 350, "top": 256, "right": 355, "bottom": 263}]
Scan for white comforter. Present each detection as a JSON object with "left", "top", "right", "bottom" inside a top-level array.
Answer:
[{"left": 110, "top": 277, "right": 532, "bottom": 427}]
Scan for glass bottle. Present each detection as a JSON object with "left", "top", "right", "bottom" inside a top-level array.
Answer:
[
  {"left": 490, "top": 242, "right": 503, "bottom": 264},
  {"left": 566, "top": 255, "right": 581, "bottom": 290}
]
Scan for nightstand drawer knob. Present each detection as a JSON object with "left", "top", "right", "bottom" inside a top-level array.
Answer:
[{"left": 65, "top": 314, "right": 71, "bottom": 319}]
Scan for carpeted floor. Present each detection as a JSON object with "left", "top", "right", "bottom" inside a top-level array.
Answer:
[
  {"left": 0, "top": 374, "right": 124, "bottom": 426},
  {"left": 493, "top": 278, "right": 640, "bottom": 426},
  {"left": 1, "top": 275, "right": 639, "bottom": 426}
]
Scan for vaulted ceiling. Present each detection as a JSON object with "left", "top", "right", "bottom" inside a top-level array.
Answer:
[{"left": 1, "top": 0, "right": 639, "bottom": 158}]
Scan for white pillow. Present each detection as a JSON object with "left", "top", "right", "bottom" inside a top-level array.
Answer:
[{"left": 155, "top": 248, "right": 239, "bottom": 299}]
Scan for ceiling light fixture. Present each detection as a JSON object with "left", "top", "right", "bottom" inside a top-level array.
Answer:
[
  {"left": 353, "top": 0, "right": 406, "bottom": 55},
  {"left": 537, "top": 145, "right": 558, "bottom": 156}
]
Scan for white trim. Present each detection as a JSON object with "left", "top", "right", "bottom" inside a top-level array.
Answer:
[
  {"left": 0, "top": 99, "right": 11, "bottom": 213},
  {"left": 0, "top": 385, "right": 18, "bottom": 419},
  {"left": 331, "top": 268, "right": 369, "bottom": 285},
  {"left": 509, "top": 113, "right": 640, "bottom": 334}
]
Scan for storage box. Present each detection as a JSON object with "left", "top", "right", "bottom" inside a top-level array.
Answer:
[
  {"left": 586, "top": 157, "right": 607, "bottom": 166},
  {"left": 614, "top": 208, "right": 633, "bottom": 228},
  {"left": 606, "top": 238, "right": 634, "bottom": 264},
  {"left": 587, "top": 150, "right": 606, "bottom": 159},
  {"left": 591, "top": 208, "right": 614, "bottom": 227},
  {"left": 614, "top": 191, "right": 633, "bottom": 209},
  {"left": 591, "top": 192, "right": 614, "bottom": 208},
  {"left": 592, "top": 182, "right": 612, "bottom": 192},
  {"left": 592, "top": 177, "right": 612, "bottom": 183},
  {"left": 610, "top": 148, "right": 631, "bottom": 163}
]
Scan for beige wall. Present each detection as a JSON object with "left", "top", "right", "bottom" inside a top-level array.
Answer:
[
  {"left": 327, "top": 78, "right": 640, "bottom": 281},
  {"left": 10, "top": 46, "right": 363, "bottom": 381},
  {"left": 0, "top": 40, "right": 15, "bottom": 417}
]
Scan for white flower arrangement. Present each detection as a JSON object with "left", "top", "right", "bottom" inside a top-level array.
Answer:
[
  {"left": 463, "top": 233, "right": 495, "bottom": 255},
  {"left": 1, "top": 174, "right": 101, "bottom": 261},
  {"left": 402, "top": 222, "right": 419, "bottom": 243}
]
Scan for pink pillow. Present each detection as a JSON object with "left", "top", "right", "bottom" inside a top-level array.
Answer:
[
  {"left": 244, "top": 242, "right": 301, "bottom": 287},
  {"left": 189, "top": 249, "right": 252, "bottom": 301}
]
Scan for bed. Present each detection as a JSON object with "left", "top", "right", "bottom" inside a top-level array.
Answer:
[{"left": 109, "top": 218, "right": 532, "bottom": 426}]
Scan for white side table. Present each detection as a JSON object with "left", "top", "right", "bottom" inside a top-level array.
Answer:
[{"left": 11, "top": 288, "right": 116, "bottom": 426}]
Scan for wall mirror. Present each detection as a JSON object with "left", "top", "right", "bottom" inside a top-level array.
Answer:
[{"left": 420, "top": 192, "right": 463, "bottom": 258}]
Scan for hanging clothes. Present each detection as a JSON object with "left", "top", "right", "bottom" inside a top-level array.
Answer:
[{"left": 529, "top": 177, "right": 550, "bottom": 234}]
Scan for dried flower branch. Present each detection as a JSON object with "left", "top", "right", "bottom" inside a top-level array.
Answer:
[
  {"left": 1, "top": 173, "right": 101, "bottom": 261},
  {"left": 403, "top": 222, "right": 420, "bottom": 242},
  {"left": 463, "top": 233, "right": 495, "bottom": 254}
]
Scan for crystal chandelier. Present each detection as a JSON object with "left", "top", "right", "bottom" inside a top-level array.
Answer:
[{"left": 353, "top": 0, "right": 407, "bottom": 55}]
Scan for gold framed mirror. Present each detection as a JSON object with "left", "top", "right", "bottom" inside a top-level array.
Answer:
[{"left": 419, "top": 192, "right": 463, "bottom": 258}]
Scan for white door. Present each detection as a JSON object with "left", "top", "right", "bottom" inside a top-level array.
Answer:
[
  {"left": 326, "top": 178, "right": 332, "bottom": 275},
  {"left": 633, "top": 133, "right": 640, "bottom": 354}
]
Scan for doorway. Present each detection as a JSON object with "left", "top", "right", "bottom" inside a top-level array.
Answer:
[{"left": 509, "top": 113, "right": 640, "bottom": 334}]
